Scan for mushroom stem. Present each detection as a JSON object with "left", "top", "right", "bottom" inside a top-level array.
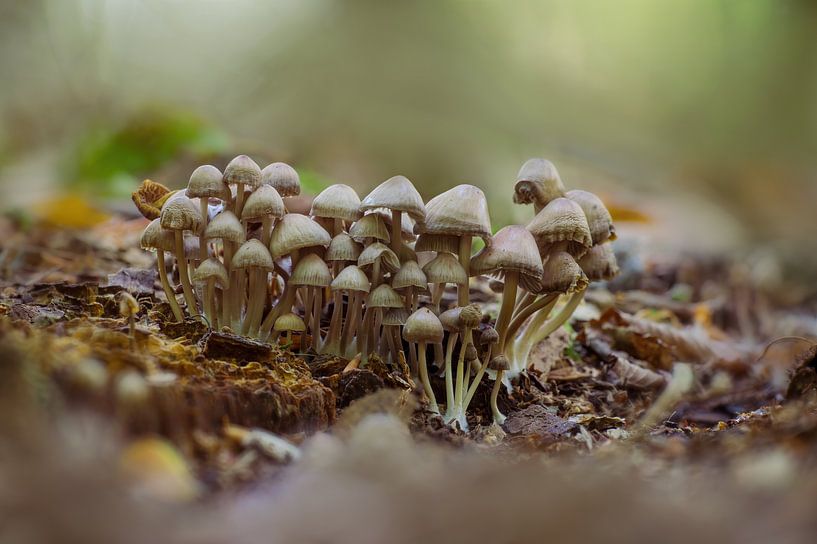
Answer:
[
  {"left": 199, "top": 199, "right": 209, "bottom": 262},
  {"left": 247, "top": 269, "right": 269, "bottom": 337},
  {"left": 495, "top": 271, "right": 519, "bottom": 353},
  {"left": 515, "top": 289, "right": 585, "bottom": 372},
  {"left": 490, "top": 369, "right": 506, "bottom": 425},
  {"left": 241, "top": 271, "right": 258, "bottom": 335},
  {"left": 303, "top": 287, "right": 314, "bottom": 337},
  {"left": 359, "top": 306, "right": 373, "bottom": 365},
  {"left": 340, "top": 291, "right": 361, "bottom": 356},
  {"left": 205, "top": 277, "right": 217, "bottom": 330},
  {"left": 390, "top": 209, "right": 402, "bottom": 258},
  {"left": 323, "top": 291, "right": 344, "bottom": 355},
  {"left": 443, "top": 332, "right": 459, "bottom": 420},
  {"left": 234, "top": 182, "right": 246, "bottom": 218},
  {"left": 221, "top": 242, "right": 235, "bottom": 328},
  {"left": 509, "top": 295, "right": 559, "bottom": 372},
  {"left": 258, "top": 249, "right": 300, "bottom": 339},
  {"left": 311, "top": 287, "right": 323, "bottom": 351},
  {"left": 417, "top": 341, "right": 439, "bottom": 414},
  {"left": 453, "top": 328, "right": 473, "bottom": 423},
  {"left": 505, "top": 293, "right": 559, "bottom": 345},
  {"left": 371, "top": 258, "right": 381, "bottom": 288},
  {"left": 463, "top": 343, "right": 493, "bottom": 412},
  {"left": 173, "top": 231, "right": 198, "bottom": 314},
  {"left": 156, "top": 251, "right": 184, "bottom": 322},
  {"left": 261, "top": 216, "right": 273, "bottom": 247},
  {"left": 457, "top": 235, "right": 472, "bottom": 306}
]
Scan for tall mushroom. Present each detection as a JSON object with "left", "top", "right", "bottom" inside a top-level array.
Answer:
[
  {"left": 289, "top": 253, "right": 332, "bottom": 351},
  {"left": 326, "top": 264, "right": 370, "bottom": 356},
  {"left": 191, "top": 258, "right": 229, "bottom": 329},
  {"left": 159, "top": 195, "right": 202, "bottom": 314},
  {"left": 513, "top": 158, "right": 566, "bottom": 214},
  {"left": 223, "top": 155, "right": 262, "bottom": 218},
  {"left": 231, "top": 239, "right": 274, "bottom": 336},
  {"left": 311, "top": 184, "right": 362, "bottom": 236},
  {"left": 415, "top": 184, "right": 491, "bottom": 306},
  {"left": 203, "top": 211, "right": 245, "bottom": 327},
  {"left": 403, "top": 307, "right": 444, "bottom": 414},
  {"left": 139, "top": 219, "right": 184, "bottom": 322},
  {"left": 359, "top": 175, "right": 426, "bottom": 259},
  {"left": 359, "top": 283, "right": 403, "bottom": 365},
  {"left": 185, "top": 165, "right": 227, "bottom": 261}
]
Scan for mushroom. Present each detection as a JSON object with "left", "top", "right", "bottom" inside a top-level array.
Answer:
[
  {"left": 357, "top": 242, "right": 400, "bottom": 288},
  {"left": 488, "top": 355, "right": 510, "bottom": 424},
  {"left": 526, "top": 197, "right": 592, "bottom": 258},
  {"left": 450, "top": 304, "right": 482, "bottom": 430},
  {"left": 185, "top": 165, "right": 227, "bottom": 261},
  {"left": 359, "top": 175, "right": 426, "bottom": 258},
  {"left": 231, "top": 239, "right": 274, "bottom": 336},
  {"left": 223, "top": 155, "right": 262, "bottom": 218},
  {"left": 326, "top": 233, "right": 363, "bottom": 264},
  {"left": 118, "top": 291, "right": 140, "bottom": 344},
  {"left": 192, "top": 258, "right": 229, "bottom": 330},
  {"left": 470, "top": 225, "right": 543, "bottom": 354},
  {"left": 415, "top": 233, "right": 460, "bottom": 254},
  {"left": 160, "top": 195, "right": 202, "bottom": 314},
  {"left": 381, "top": 307, "right": 409, "bottom": 365},
  {"left": 241, "top": 185, "right": 285, "bottom": 246},
  {"left": 513, "top": 158, "right": 566, "bottom": 213},
  {"left": 289, "top": 253, "right": 332, "bottom": 351},
  {"left": 349, "top": 213, "right": 391, "bottom": 245},
  {"left": 392, "top": 260, "right": 428, "bottom": 312},
  {"left": 566, "top": 190, "right": 616, "bottom": 246},
  {"left": 359, "top": 283, "right": 403, "bottom": 365},
  {"left": 140, "top": 219, "right": 184, "bottom": 322},
  {"left": 310, "top": 184, "right": 362, "bottom": 235},
  {"left": 415, "top": 184, "right": 491, "bottom": 306},
  {"left": 403, "top": 307, "right": 444, "bottom": 414},
  {"left": 274, "top": 312, "right": 305, "bottom": 347},
  {"left": 422, "top": 252, "right": 467, "bottom": 313},
  {"left": 462, "top": 326, "right": 499, "bottom": 413},
  {"left": 330, "top": 265, "right": 371, "bottom": 357},
  {"left": 203, "top": 211, "right": 245, "bottom": 327},
  {"left": 438, "top": 307, "right": 462, "bottom": 421},
  {"left": 578, "top": 243, "right": 619, "bottom": 281},
  {"left": 261, "top": 162, "right": 301, "bottom": 198}
]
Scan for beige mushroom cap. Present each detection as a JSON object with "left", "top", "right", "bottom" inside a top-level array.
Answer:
[
  {"left": 357, "top": 242, "right": 400, "bottom": 274},
  {"left": 478, "top": 326, "right": 499, "bottom": 346},
  {"left": 422, "top": 252, "right": 467, "bottom": 285},
  {"left": 274, "top": 312, "right": 306, "bottom": 332},
  {"left": 359, "top": 175, "right": 426, "bottom": 222},
  {"left": 403, "top": 307, "right": 444, "bottom": 344},
  {"left": 439, "top": 307, "right": 463, "bottom": 332},
  {"left": 311, "top": 184, "right": 362, "bottom": 222},
  {"left": 470, "top": 225, "right": 544, "bottom": 292},
  {"left": 224, "top": 155, "right": 262, "bottom": 189},
  {"left": 349, "top": 213, "right": 390, "bottom": 243},
  {"left": 140, "top": 219, "right": 175, "bottom": 251},
  {"left": 241, "top": 185, "right": 285, "bottom": 222},
  {"left": 540, "top": 251, "right": 589, "bottom": 294},
  {"left": 326, "top": 233, "right": 363, "bottom": 262},
  {"left": 204, "top": 211, "right": 245, "bottom": 244},
  {"left": 261, "top": 162, "right": 301, "bottom": 197},
  {"left": 415, "top": 184, "right": 491, "bottom": 240},
  {"left": 160, "top": 195, "right": 202, "bottom": 232},
  {"left": 290, "top": 253, "right": 332, "bottom": 287},
  {"left": 192, "top": 258, "right": 229, "bottom": 286},
  {"left": 488, "top": 354, "right": 510, "bottom": 371},
  {"left": 269, "top": 214, "right": 331, "bottom": 258},
  {"left": 527, "top": 197, "right": 592, "bottom": 256},
  {"left": 392, "top": 260, "right": 428, "bottom": 291},
  {"left": 186, "top": 165, "right": 228, "bottom": 200},
  {"left": 367, "top": 284, "right": 404, "bottom": 309},
  {"left": 513, "top": 158, "right": 566, "bottom": 207},
  {"left": 578, "top": 243, "right": 619, "bottom": 282},
  {"left": 232, "top": 239, "right": 274, "bottom": 270},
  {"left": 382, "top": 308, "right": 410, "bottom": 326},
  {"left": 414, "top": 233, "right": 460, "bottom": 254},
  {"left": 331, "top": 265, "right": 371, "bottom": 293},
  {"left": 566, "top": 189, "right": 616, "bottom": 245}
]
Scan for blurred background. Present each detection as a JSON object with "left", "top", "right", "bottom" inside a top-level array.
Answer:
[{"left": 0, "top": 0, "right": 815, "bottom": 275}]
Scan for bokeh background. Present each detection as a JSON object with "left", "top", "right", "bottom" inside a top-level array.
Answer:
[{"left": 1, "top": 0, "right": 815, "bottom": 275}]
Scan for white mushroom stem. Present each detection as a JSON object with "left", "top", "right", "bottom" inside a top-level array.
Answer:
[
  {"left": 462, "top": 344, "right": 493, "bottom": 412},
  {"left": 247, "top": 269, "right": 269, "bottom": 337},
  {"left": 359, "top": 306, "right": 374, "bottom": 365},
  {"left": 302, "top": 287, "right": 314, "bottom": 335},
  {"left": 234, "top": 182, "right": 246, "bottom": 217},
  {"left": 204, "top": 277, "right": 218, "bottom": 329},
  {"left": 508, "top": 295, "right": 559, "bottom": 375},
  {"left": 457, "top": 235, "right": 472, "bottom": 306},
  {"left": 261, "top": 216, "right": 274, "bottom": 247},
  {"left": 173, "top": 231, "right": 199, "bottom": 314},
  {"left": 494, "top": 271, "right": 519, "bottom": 354},
  {"left": 199, "top": 199, "right": 209, "bottom": 262},
  {"left": 505, "top": 293, "right": 559, "bottom": 347},
  {"left": 340, "top": 291, "right": 362, "bottom": 356},
  {"left": 453, "top": 328, "right": 473, "bottom": 422},
  {"left": 443, "top": 332, "right": 459, "bottom": 421},
  {"left": 490, "top": 369, "right": 506, "bottom": 425},
  {"left": 323, "top": 291, "right": 344, "bottom": 355},
  {"left": 391, "top": 209, "right": 403, "bottom": 258},
  {"left": 416, "top": 341, "right": 439, "bottom": 414},
  {"left": 371, "top": 258, "right": 382, "bottom": 288},
  {"left": 221, "top": 241, "right": 235, "bottom": 328},
  {"left": 156, "top": 251, "right": 184, "bottom": 322},
  {"left": 513, "top": 289, "right": 586, "bottom": 373},
  {"left": 311, "top": 287, "right": 323, "bottom": 351}
]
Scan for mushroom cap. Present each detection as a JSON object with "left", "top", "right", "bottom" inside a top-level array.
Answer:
[
  {"left": 268, "top": 214, "right": 331, "bottom": 258},
  {"left": 540, "top": 251, "right": 589, "bottom": 294},
  {"left": 439, "top": 307, "right": 464, "bottom": 332},
  {"left": 274, "top": 312, "right": 306, "bottom": 332},
  {"left": 458, "top": 304, "right": 482, "bottom": 329},
  {"left": 513, "top": 158, "right": 566, "bottom": 207},
  {"left": 160, "top": 195, "right": 201, "bottom": 232},
  {"left": 349, "top": 213, "right": 390, "bottom": 243},
  {"left": 118, "top": 292, "right": 140, "bottom": 318},
  {"left": 140, "top": 219, "right": 175, "bottom": 251},
  {"left": 232, "top": 239, "right": 274, "bottom": 270},
  {"left": 186, "top": 165, "right": 228, "bottom": 199},
  {"left": 367, "top": 284, "right": 403, "bottom": 308},
  {"left": 470, "top": 225, "right": 544, "bottom": 292},
  {"left": 326, "top": 233, "right": 363, "bottom": 262},
  {"left": 392, "top": 260, "right": 428, "bottom": 291},
  {"left": 357, "top": 243, "right": 400, "bottom": 274},
  {"left": 192, "top": 258, "right": 229, "bottom": 286},
  {"left": 422, "top": 252, "right": 467, "bottom": 285},
  {"left": 578, "top": 243, "right": 619, "bottom": 282},
  {"left": 403, "top": 307, "right": 444, "bottom": 344},
  {"left": 330, "top": 265, "right": 371, "bottom": 293},
  {"left": 310, "top": 184, "right": 362, "bottom": 222},
  {"left": 478, "top": 326, "right": 499, "bottom": 345},
  {"left": 261, "top": 162, "right": 301, "bottom": 197},
  {"left": 204, "top": 211, "right": 245, "bottom": 244},
  {"left": 464, "top": 343, "right": 478, "bottom": 362},
  {"left": 289, "top": 253, "right": 332, "bottom": 287},
  {"left": 359, "top": 175, "right": 426, "bottom": 222},
  {"left": 382, "top": 307, "right": 410, "bottom": 326},
  {"left": 241, "top": 185, "right": 285, "bottom": 222},
  {"left": 223, "top": 155, "right": 262, "bottom": 189},
  {"left": 415, "top": 184, "right": 491, "bottom": 241},
  {"left": 566, "top": 189, "right": 616, "bottom": 245},
  {"left": 526, "top": 197, "right": 592, "bottom": 256},
  {"left": 414, "top": 233, "right": 460, "bottom": 254},
  {"left": 488, "top": 354, "right": 510, "bottom": 371}
]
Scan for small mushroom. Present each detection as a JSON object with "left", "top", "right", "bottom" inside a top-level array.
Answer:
[
  {"left": 241, "top": 185, "right": 285, "bottom": 246},
  {"left": 186, "top": 165, "right": 227, "bottom": 261},
  {"left": 326, "top": 233, "right": 363, "bottom": 264},
  {"left": 140, "top": 219, "right": 184, "bottom": 322},
  {"left": 310, "top": 184, "right": 362, "bottom": 234},
  {"left": 526, "top": 197, "right": 592, "bottom": 258},
  {"left": 192, "top": 258, "right": 229, "bottom": 329},
  {"left": 392, "top": 260, "right": 428, "bottom": 312},
  {"left": 359, "top": 175, "right": 426, "bottom": 257},
  {"left": 513, "top": 158, "right": 566, "bottom": 213},
  {"left": 415, "top": 233, "right": 460, "bottom": 254},
  {"left": 289, "top": 253, "right": 332, "bottom": 350},
  {"left": 232, "top": 239, "right": 274, "bottom": 336},
  {"left": 261, "top": 162, "right": 301, "bottom": 198},
  {"left": 403, "top": 308, "right": 444, "bottom": 414},
  {"left": 224, "top": 155, "right": 262, "bottom": 218},
  {"left": 330, "top": 265, "right": 371, "bottom": 357},
  {"left": 359, "top": 283, "right": 403, "bottom": 364},
  {"left": 274, "top": 312, "right": 305, "bottom": 347},
  {"left": 357, "top": 242, "right": 400, "bottom": 287},
  {"left": 566, "top": 189, "right": 616, "bottom": 245},
  {"left": 160, "top": 195, "right": 202, "bottom": 314},
  {"left": 381, "top": 307, "right": 409, "bottom": 365},
  {"left": 119, "top": 291, "right": 140, "bottom": 343},
  {"left": 578, "top": 242, "right": 619, "bottom": 281},
  {"left": 349, "top": 213, "right": 390, "bottom": 245},
  {"left": 204, "top": 211, "right": 245, "bottom": 326},
  {"left": 422, "top": 252, "right": 467, "bottom": 312},
  {"left": 438, "top": 306, "right": 463, "bottom": 420},
  {"left": 462, "top": 326, "right": 499, "bottom": 413}
]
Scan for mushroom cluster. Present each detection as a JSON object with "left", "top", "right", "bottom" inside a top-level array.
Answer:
[{"left": 138, "top": 156, "right": 617, "bottom": 430}]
